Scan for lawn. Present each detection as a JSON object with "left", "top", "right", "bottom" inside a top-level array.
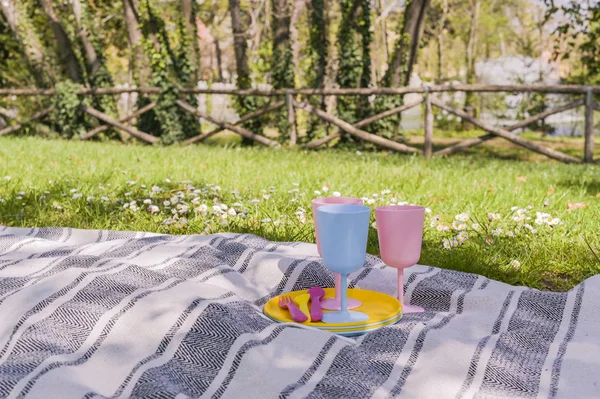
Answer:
[{"left": 1, "top": 136, "right": 599, "bottom": 291}]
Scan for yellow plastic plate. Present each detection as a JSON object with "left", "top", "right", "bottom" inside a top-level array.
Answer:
[{"left": 264, "top": 288, "right": 402, "bottom": 331}]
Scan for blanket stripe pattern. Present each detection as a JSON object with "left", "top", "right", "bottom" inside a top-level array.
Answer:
[{"left": 0, "top": 227, "right": 597, "bottom": 399}]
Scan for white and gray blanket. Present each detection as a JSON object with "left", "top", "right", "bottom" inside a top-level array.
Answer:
[{"left": 0, "top": 227, "right": 598, "bottom": 399}]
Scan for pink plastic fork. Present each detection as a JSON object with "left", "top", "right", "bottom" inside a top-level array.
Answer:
[{"left": 278, "top": 295, "right": 309, "bottom": 323}]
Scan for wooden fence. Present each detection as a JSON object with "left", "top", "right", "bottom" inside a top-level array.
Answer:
[{"left": 0, "top": 84, "right": 599, "bottom": 164}]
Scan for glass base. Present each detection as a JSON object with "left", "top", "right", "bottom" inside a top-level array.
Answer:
[
  {"left": 322, "top": 310, "right": 369, "bottom": 324},
  {"left": 402, "top": 303, "right": 425, "bottom": 313},
  {"left": 321, "top": 297, "right": 361, "bottom": 310}
]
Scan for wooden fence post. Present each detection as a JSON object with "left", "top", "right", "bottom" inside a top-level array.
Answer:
[
  {"left": 424, "top": 87, "right": 433, "bottom": 158},
  {"left": 584, "top": 87, "right": 595, "bottom": 163},
  {"left": 286, "top": 90, "right": 297, "bottom": 146}
]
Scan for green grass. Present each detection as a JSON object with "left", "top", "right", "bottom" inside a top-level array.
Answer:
[{"left": 1, "top": 136, "right": 599, "bottom": 291}]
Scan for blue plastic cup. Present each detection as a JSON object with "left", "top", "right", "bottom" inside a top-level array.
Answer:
[{"left": 316, "top": 204, "right": 370, "bottom": 323}]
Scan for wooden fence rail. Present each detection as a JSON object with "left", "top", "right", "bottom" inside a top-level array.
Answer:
[{"left": 0, "top": 84, "right": 598, "bottom": 163}]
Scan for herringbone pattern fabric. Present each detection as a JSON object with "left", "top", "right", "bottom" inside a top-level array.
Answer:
[{"left": 0, "top": 226, "right": 597, "bottom": 399}]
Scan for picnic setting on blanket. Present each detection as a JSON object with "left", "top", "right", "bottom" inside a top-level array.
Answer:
[{"left": 0, "top": 199, "right": 599, "bottom": 398}]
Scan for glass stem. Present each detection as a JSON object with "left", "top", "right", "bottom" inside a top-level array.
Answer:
[
  {"left": 334, "top": 273, "right": 341, "bottom": 301},
  {"left": 398, "top": 268, "right": 404, "bottom": 306},
  {"left": 340, "top": 273, "right": 348, "bottom": 314}
]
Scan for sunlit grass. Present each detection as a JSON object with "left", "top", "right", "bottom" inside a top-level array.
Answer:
[{"left": 1, "top": 136, "right": 599, "bottom": 291}]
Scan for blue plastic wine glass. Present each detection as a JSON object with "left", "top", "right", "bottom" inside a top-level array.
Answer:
[{"left": 316, "top": 204, "right": 370, "bottom": 323}]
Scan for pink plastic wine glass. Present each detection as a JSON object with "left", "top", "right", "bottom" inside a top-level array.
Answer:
[
  {"left": 312, "top": 197, "right": 363, "bottom": 310},
  {"left": 375, "top": 205, "right": 425, "bottom": 313}
]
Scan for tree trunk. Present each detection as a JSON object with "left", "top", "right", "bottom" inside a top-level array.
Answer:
[
  {"left": 40, "top": 0, "right": 84, "bottom": 83},
  {"left": 271, "top": 0, "right": 294, "bottom": 89},
  {"left": 214, "top": 38, "right": 224, "bottom": 82},
  {"left": 71, "top": 0, "right": 100, "bottom": 75},
  {"left": 465, "top": 0, "right": 481, "bottom": 109},
  {"left": 229, "top": 0, "right": 251, "bottom": 89},
  {"left": 122, "top": 0, "right": 150, "bottom": 86},
  {"left": 181, "top": 0, "right": 200, "bottom": 83},
  {"left": 308, "top": 0, "right": 328, "bottom": 89},
  {"left": 0, "top": 0, "right": 47, "bottom": 86},
  {"left": 436, "top": 0, "right": 448, "bottom": 83},
  {"left": 290, "top": 0, "right": 305, "bottom": 84},
  {"left": 383, "top": 0, "right": 431, "bottom": 87}
]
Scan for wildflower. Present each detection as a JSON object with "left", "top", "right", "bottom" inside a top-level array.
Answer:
[
  {"left": 101, "top": 196, "right": 109, "bottom": 202},
  {"left": 123, "top": 203, "right": 129, "bottom": 209},
  {"left": 322, "top": 186, "right": 329, "bottom": 193},
  {"left": 171, "top": 208, "right": 177, "bottom": 215},
  {"left": 511, "top": 206, "right": 519, "bottom": 211},
  {"left": 165, "top": 178, "right": 171, "bottom": 183},
  {"left": 443, "top": 238, "right": 452, "bottom": 250},
  {"left": 488, "top": 213, "right": 501, "bottom": 221},
  {"left": 15, "top": 196, "right": 22, "bottom": 200},
  {"left": 250, "top": 199, "right": 260, "bottom": 204},
  {"left": 372, "top": 193, "right": 378, "bottom": 198},
  {"left": 429, "top": 215, "right": 440, "bottom": 228},
  {"left": 261, "top": 218, "right": 272, "bottom": 223},
  {"left": 296, "top": 211, "right": 306, "bottom": 224},
  {"left": 163, "top": 217, "right": 175, "bottom": 226},
  {"left": 72, "top": 193, "right": 83, "bottom": 199},
  {"left": 456, "top": 231, "right": 469, "bottom": 244},
  {"left": 151, "top": 186, "right": 163, "bottom": 193},
  {"left": 147, "top": 205, "right": 160, "bottom": 213},
  {"left": 491, "top": 228, "right": 503, "bottom": 237},
  {"left": 506, "top": 231, "right": 515, "bottom": 238},
  {"left": 52, "top": 201, "right": 62, "bottom": 210},
  {"left": 44, "top": 191, "right": 50, "bottom": 194},
  {"left": 356, "top": 150, "right": 362, "bottom": 155},
  {"left": 178, "top": 218, "right": 188, "bottom": 226},
  {"left": 269, "top": 186, "right": 275, "bottom": 192},
  {"left": 141, "top": 184, "right": 147, "bottom": 189},
  {"left": 232, "top": 202, "right": 243, "bottom": 208},
  {"left": 196, "top": 204, "right": 208, "bottom": 214},
  {"left": 425, "top": 208, "right": 432, "bottom": 214},
  {"left": 212, "top": 205, "right": 223, "bottom": 213},
  {"left": 4, "top": 176, "right": 11, "bottom": 181},
  {"left": 263, "top": 194, "right": 271, "bottom": 200},
  {"left": 124, "top": 192, "right": 132, "bottom": 197},
  {"left": 143, "top": 199, "right": 152, "bottom": 205},
  {"left": 524, "top": 224, "right": 538, "bottom": 234},
  {"left": 170, "top": 197, "right": 179, "bottom": 205},
  {"left": 509, "top": 260, "right": 521, "bottom": 269},
  {"left": 40, "top": 195, "right": 46, "bottom": 200},
  {"left": 86, "top": 196, "right": 95, "bottom": 202},
  {"left": 485, "top": 237, "right": 494, "bottom": 245},
  {"left": 17, "top": 191, "right": 25, "bottom": 196},
  {"left": 452, "top": 220, "right": 467, "bottom": 231},
  {"left": 397, "top": 201, "right": 409, "bottom": 206},
  {"left": 314, "top": 190, "right": 322, "bottom": 196},
  {"left": 455, "top": 213, "right": 470, "bottom": 222},
  {"left": 191, "top": 197, "right": 201, "bottom": 205},
  {"left": 70, "top": 189, "right": 78, "bottom": 193},
  {"left": 219, "top": 203, "right": 228, "bottom": 211},
  {"left": 219, "top": 213, "right": 229, "bottom": 225},
  {"left": 213, "top": 185, "right": 221, "bottom": 192},
  {"left": 548, "top": 217, "right": 561, "bottom": 226},
  {"left": 162, "top": 200, "right": 169, "bottom": 207},
  {"left": 126, "top": 180, "right": 136, "bottom": 186},
  {"left": 371, "top": 221, "right": 377, "bottom": 229},
  {"left": 227, "top": 208, "right": 237, "bottom": 216},
  {"left": 367, "top": 198, "right": 376, "bottom": 205},
  {"left": 381, "top": 189, "right": 391, "bottom": 195},
  {"left": 177, "top": 204, "right": 189, "bottom": 214},
  {"left": 437, "top": 223, "right": 451, "bottom": 232}
]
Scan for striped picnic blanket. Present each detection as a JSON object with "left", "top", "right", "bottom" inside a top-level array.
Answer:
[{"left": 0, "top": 227, "right": 597, "bottom": 399}]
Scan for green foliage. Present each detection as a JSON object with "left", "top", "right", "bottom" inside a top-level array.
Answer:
[
  {"left": 49, "top": 81, "right": 89, "bottom": 139},
  {"left": 136, "top": 0, "right": 198, "bottom": 144},
  {"left": 335, "top": 0, "right": 373, "bottom": 147},
  {"left": 544, "top": 1, "right": 600, "bottom": 84}
]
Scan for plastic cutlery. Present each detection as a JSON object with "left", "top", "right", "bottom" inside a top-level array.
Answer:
[
  {"left": 278, "top": 295, "right": 308, "bottom": 323},
  {"left": 307, "top": 286, "right": 325, "bottom": 322},
  {"left": 294, "top": 294, "right": 312, "bottom": 322}
]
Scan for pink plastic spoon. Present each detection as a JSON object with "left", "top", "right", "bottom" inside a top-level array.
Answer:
[{"left": 308, "top": 286, "right": 325, "bottom": 322}]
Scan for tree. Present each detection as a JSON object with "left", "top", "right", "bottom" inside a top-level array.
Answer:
[
  {"left": 544, "top": 0, "right": 600, "bottom": 84},
  {"left": 383, "top": 0, "right": 431, "bottom": 88},
  {"left": 181, "top": 0, "right": 201, "bottom": 84},
  {"left": 0, "top": 0, "right": 48, "bottom": 86},
  {"left": 464, "top": 0, "right": 480, "bottom": 109},
  {"left": 40, "top": 0, "right": 85, "bottom": 83}
]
